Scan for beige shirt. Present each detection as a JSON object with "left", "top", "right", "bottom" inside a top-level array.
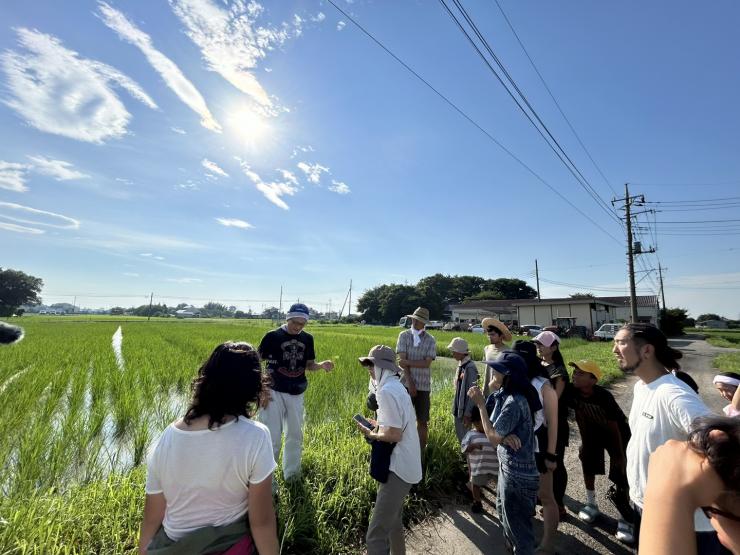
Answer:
[{"left": 482, "top": 343, "right": 506, "bottom": 398}]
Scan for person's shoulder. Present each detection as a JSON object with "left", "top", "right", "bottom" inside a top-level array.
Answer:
[
  {"left": 262, "top": 327, "right": 283, "bottom": 339},
  {"left": 234, "top": 416, "right": 271, "bottom": 438},
  {"left": 594, "top": 384, "right": 615, "bottom": 400},
  {"left": 298, "top": 329, "right": 314, "bottom": 341}
]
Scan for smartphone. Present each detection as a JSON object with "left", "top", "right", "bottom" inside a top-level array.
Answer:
[{"left": 353, "top": 414, "right": 374, "bottom": 430}]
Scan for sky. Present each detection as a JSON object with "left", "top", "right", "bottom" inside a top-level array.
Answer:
[{"left": 1, "top": 0, "right": 739, "bottom": 318}]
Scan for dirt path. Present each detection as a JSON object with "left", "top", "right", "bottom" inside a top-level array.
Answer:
[{"left": 406, "top": 336, "right": 735, "bottom": 554}]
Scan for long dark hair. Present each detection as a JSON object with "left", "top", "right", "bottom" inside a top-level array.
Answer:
[
  {"left": 688, "top": 416, "right": 740, "bottom": 492},
  {"left": 550, "top": 341, "right": 565, "bottom": 368},
  {"left": 621, "top": 322, "right": 682, "bottom": 371},
  {"left": 184, "top": 341, "right": 266, "bottom": 429},
  {"left": 498, "top": 351, "right": 543, "bottom": 422},
  {"left": 512, "top": 339, "right": 549, "bottom": 380}
]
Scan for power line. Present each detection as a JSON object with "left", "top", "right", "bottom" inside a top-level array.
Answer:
[
  {"left": 439, "top": 0, "right": 623, "bottom": 228},
  {"left": 324, "top": 0, "right": 622, "bottom": 244},
  {"left": 490, "top": 0, "right": 618, "bottom": 198}
]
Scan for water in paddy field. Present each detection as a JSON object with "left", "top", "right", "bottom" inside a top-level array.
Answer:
[{"left": 112, "top": 326, "right": 124, "bottom": 371}]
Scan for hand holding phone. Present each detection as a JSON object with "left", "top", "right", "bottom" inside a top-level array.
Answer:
[{"left": 353, "top": 414, "right": 374, "bottom": 430}]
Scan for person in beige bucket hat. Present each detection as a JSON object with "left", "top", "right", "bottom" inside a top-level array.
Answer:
[
  {"left": 396, "top": 306, "right": 436, "bottom": 454},
  {"left": 447, "top": 337, "right": 479, "bottom": 443},
  {"left": 356, "top": 345, "right": 422, "bottom": 554},
  {"left": 481, "top": 318, "right": 512, "bottom": 398}
]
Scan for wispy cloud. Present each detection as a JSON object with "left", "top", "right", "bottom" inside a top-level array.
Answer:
[
  {"left": 337, "top": 21, "right": 346, "bottom": 31},
  {"left": 171, "top": 126, "right": 187, "bottom": 134},
  {"left": 0, "top": 161, "right": 30, "bottom": 192},
  {"left": 277, "top": 169, "right": 298, "bottom": 186},
  {"left": 202, "top": 158, "right": 229, "bottom": 178},
  {"left": 290, "top": 144, "right": 314, "bottom": 158},
  {"left": 27, "top": 155, "right": 89, "bottom": 181},
  {"left": 240, "top": 163, "right": 297, "bottom": 210},
  {"left": 297, "top": 161, "right": 330, "bottom": 184},
  {"left": 98, "top": 2, "right": 221, "bottom": 132},
  {"left": 1, "top": 28, "right": 156, "bottom": 143},
  {"left": 0, "top": 201, "right": 80, "bottom": 230},
  {"left": 329, "top": 179, "right": 351, "bottom": 195},
  {"left": 166, "top": 277, "right": 203, "bottom": 284},
  {"left": 0, "top": 222, "right": 44, "bottom": 234},
  {"left": 216, "top": 217, "right": 253, "bottom": 229},
  {"left": 169, "top": 0, "right": 303, "bottom": 110},
  {"left": 123, "top": 272, "right": 140, "bottom": 277}
]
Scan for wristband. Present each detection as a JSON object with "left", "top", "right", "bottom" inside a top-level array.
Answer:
[{"left": 544, "top": 452, "right": 558, "bottom": 463}]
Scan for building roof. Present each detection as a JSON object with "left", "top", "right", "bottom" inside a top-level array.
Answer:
[
  {"left": 448, "top": 299, "right": 518, "bottom": 310},
  {"left": 596, "top": 295, "right": 659, "bottom": 308},
  {"left": 512, "top": 297, "right": 620, "bottom": 307}
]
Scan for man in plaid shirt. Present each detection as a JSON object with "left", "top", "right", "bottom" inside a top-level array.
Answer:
[{"left": 397, "top": 307, "right": 436, "bottom": 454}]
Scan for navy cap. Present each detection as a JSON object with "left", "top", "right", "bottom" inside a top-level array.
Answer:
[{"left": 485, "top": 351, "right": 528, "bottom": 377}]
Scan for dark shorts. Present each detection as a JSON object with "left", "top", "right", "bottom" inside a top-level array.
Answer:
[
  {"left": 579, "top": 437, "right": 626, "bottom": 485},
  {"left": 412, "top": 390, "right": 430, "bottom": 423}
]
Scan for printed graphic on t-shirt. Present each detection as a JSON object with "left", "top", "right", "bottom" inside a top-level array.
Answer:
[{"left": 277, "top": 339, "right": 307, "bottom": 378}]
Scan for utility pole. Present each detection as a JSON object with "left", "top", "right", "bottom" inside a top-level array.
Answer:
[
  {"left": 278, "top": 286, "right": 283, "bottom": 321},
  {"left": 612, "top": 184, "right": 654, "bottom": 323},
  {"left": 535, "top": 259, "right": 541, "bottom": 300},
  {"left": 348, "top": 279, "right": 352, "bottom": 317},
  {"left": 147, "top": 292, "right": 154, "bottom": 321},
  {"left": 658, "top": 265, "right": 667, "bottom": 311}
]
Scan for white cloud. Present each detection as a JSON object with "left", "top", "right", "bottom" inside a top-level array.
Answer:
[
  {"left": 216, "top": 217, "right": 253, "bottom": 229},
  {"left": 1, "top": 28, "right": 157, "bottom": 143},
  {"left": 171, "top": 126, "right": 187, "bottom": 134},
  {"left": 202, "top": 158, "right": 229, "bottom": 177},
  {"left": 297, "top": 161, "right": 330, "bottom": 184},
  {"left": 0, "top": 222, "right": 44, "bottom": 234},
  {"left": 123, "top": 272, "right": 140, "bottom": 277},
  {"left": 329, "top": 179, "right": 350, "bottom": 195},
  {"left": 27, "top": 155, "right": 89, "bottom": 181},
  {"left": 277, "top": 169, "right": 298, "bottom": 186},
  {"left": 115, "top": 177, "right": 134, "bottom": 185},
  {"left": 311, "top": 12, "right": 326, "bottom": 23},
  {"left": 98, "top": 2, "right": 221, "bottom": 132},
  {"left": 177, "top": 179, "right": 200, "bottom": 190},
  {"left": 290, "top": 144, "right": 314, "bottom": 158},
  {"left": 0, "top": 162, "right": 30, "bottom": 192},
  {"left": 140, "top": 253, "right": 153, "bottom": 257},
  {"left": 240, "top": 163, "right": 297, "bottom": 210},
  {"left": 169, "top": 0, "right": 302, "bottom": 108},
  {"left": 166, "top": 277, "right": 202, "bottom": 284},
  {"left": 0, "top": 201, "right": 80, "bottom": 229},
  {"left": 337, "top": 21, "right": 346, "bottom": 31}
]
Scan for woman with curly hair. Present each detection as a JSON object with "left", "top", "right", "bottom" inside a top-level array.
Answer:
[{"left": 139, "top": 342, "right": 279, "bottom": 555}]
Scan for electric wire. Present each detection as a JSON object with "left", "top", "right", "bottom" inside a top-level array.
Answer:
[{"left": 324, "top": 0, "right": 622, "bottom": 244}]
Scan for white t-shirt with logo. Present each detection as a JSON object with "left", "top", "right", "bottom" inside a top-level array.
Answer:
[
  {"left": 145, "top": 416, "right": 276, "bottom": 541},
  {"left": 376, "top": 379, "right": 423, "bottom": 485},
  {"left": 627, "top": 373, "right": 712, "bottom": 531}
]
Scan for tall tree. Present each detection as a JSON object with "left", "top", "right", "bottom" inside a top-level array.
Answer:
[
  {"left": 696, "top": 313, "right": 722, "bottom": 322},
  {"left": 0, "top": 268, "right": 43, "bottom": 316}
]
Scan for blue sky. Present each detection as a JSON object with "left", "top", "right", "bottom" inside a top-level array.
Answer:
[{"left": 1, "top": 0, "right": 739, "bottom": 318}]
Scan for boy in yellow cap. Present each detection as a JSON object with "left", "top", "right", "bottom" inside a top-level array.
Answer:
[{"left": 568, "top": 360, "right": 635, "bottom": 544}]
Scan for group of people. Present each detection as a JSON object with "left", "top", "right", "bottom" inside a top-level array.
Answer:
[{"left": 128, "top": 304, "right": 740, "bottom": 555}]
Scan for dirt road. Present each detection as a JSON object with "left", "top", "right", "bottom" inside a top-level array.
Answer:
[{"left": 406, "top": 336, "right": 735, "bottom": 554}]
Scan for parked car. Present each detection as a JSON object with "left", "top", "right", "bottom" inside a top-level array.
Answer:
[
  {"left": 470, "top": 324, "right": 484, "bottom": 333},
  {"left": 519, "top": 325, "right": 543, "bottom": 337},
  {"left": 426, "top": 320, "right": 444, "bottom": 330},
  {"left": 594, "top": 323, "right": 621, "bottom": 341}
]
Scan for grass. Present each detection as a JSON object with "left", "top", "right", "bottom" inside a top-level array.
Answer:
[{"left": 0, "top": 317, "right": 621, "bottom": 554}]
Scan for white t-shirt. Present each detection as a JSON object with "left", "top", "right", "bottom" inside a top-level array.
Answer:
[
  {"left": 145, "top": 416, "right": 276, "bottom": 541},
  {"left": 626, "top": 373, "right": 712, "bottom": 531},
  {"left": 376, "top": 379, "right": 423, "bottom": 485}
]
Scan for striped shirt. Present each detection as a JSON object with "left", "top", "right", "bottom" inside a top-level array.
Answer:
[
  {"left": 396, "top": 329, "right": 436, "bottom": 391},
  {"left": 461, "top": 430, "right": 499, "bottom": 478}
]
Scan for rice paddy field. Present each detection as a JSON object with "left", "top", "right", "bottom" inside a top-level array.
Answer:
[{"left": 0, "top": 317, "right": 623, "bottom": 554}]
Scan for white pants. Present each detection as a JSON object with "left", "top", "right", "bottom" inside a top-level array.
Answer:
[{"left": 258, "top": 390, "right": 305, "bottom": 480}]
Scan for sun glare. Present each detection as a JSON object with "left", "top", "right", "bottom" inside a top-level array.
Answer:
[{"left": 228, "top": 107, "right": 272, "bottom": 149}]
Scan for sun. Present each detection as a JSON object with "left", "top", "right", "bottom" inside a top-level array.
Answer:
[{"left": 227, "top": 106, "right": 272, "bottom": 149}]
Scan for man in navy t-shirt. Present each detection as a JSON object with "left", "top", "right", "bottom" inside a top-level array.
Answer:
[{"left": 258, "top": 303, "right": 334, "bottom": 484}]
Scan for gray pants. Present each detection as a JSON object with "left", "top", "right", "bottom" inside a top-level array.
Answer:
[{"left": 366, "top": 472, "right": 412, "bottom": 555}]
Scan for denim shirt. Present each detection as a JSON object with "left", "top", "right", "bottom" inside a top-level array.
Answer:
[{"left": 490, "top": 390, "right": 537, "bottom": 475}]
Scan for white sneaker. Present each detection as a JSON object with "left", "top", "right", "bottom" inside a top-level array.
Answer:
[
  {"left": 577, "top": 503, "right": 600, "bottom": 523},
  {"left": 615, "top": 520, "right": 635, "bottom": 544}
]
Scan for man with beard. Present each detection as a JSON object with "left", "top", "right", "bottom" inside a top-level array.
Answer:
[{"left": 613, "top": 323, "right": 724, "bottom": 554}]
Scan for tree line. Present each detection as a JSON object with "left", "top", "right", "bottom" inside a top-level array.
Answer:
[{"left": 356, "top": 273, "right": 538, "bottom": 325}]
